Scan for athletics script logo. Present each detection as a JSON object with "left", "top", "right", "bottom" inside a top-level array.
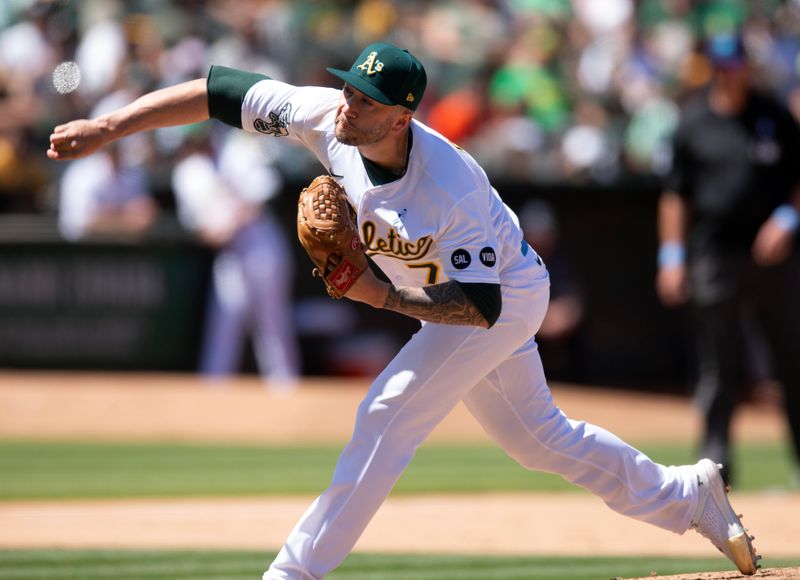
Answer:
[
  {"left": 253, "top": 103, "right": 292, "bottom": 137},
  {"left": 361, "top": 221, "right": 432, "bottom": 261}
]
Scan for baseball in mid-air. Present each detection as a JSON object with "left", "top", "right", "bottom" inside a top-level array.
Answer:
[{"left": 53, "top": 61, "right": 81, "bottom": 94}]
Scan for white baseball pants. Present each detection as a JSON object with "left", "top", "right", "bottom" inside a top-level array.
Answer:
[{"left": 264, "top": 267, "right": 699, "bottom": 579}]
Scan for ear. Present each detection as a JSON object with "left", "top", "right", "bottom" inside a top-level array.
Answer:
[{"left": 391, "top": 109, "right": 413, "bottom": 132}]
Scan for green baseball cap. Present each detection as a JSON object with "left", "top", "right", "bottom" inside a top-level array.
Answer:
[{"left": 327, "top": 42, "right": 427, "bottom": 111}]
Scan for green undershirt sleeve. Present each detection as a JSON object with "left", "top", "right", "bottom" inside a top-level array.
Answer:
[
  {"left": 206, "top": 65, "right": 270, "bottom": 129},
  {"left": 456, "top": 282, "right": 502, "bottom": 328}
]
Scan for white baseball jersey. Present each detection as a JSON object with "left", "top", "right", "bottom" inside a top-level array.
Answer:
[
  {"left": 214, "top": 70, "right": 535, "bottom": 292},
  {"left": 207, "top": 66, "right": 705, "bottom": 580}
]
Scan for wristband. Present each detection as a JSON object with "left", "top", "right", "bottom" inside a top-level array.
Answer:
[
  {"left": 772, "top": 204, "right": 799, "bottom": 232},
  {"left": 658, "top": 242, "right": 686, "bottom": 268}
]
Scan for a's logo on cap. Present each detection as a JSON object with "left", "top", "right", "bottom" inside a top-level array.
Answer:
[
  {"left": 406, "top": 93, "right": 415, "bottom": 103},
  {"left": 357, "top": 51, "right": 384, "bottom": 76}
]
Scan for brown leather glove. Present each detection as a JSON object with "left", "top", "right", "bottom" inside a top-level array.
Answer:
[{"left": 297, "top": 175, "right": 368, "bottom": 298}]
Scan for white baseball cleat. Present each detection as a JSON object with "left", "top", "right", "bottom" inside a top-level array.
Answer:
[{"left": 691, "top": 458, "right": 759, "bottom": 575}]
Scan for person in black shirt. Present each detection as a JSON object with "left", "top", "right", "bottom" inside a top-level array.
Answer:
[{"left": 657, "top": 34, "right": 800, "bottom": 486}]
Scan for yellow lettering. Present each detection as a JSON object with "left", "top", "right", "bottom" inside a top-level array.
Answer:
[
  {"left": 361, "top": 221, "right": 432, "bottom": 261},
  {"left": 362, "top": 221, "right": 376, "bottom": 247},
  {"left": 408, "top": 262, "right": 439, "bottom": 285},
  {"left": 356, "top": 52, "right": 384, "bottom": 76}
]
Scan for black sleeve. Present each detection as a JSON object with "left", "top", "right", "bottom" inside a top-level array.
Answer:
[
  {"left": 778, "top": 102, "right": 800, "bottom": 188},
  {"left": 664, "top": 118, "right": 692, "bottom": 197},
  {"left": 206, "top": 65, "right": 270, "bottom": 129},
  {"left": 456, "top": 282, "right": 502, "bottom": 328}
]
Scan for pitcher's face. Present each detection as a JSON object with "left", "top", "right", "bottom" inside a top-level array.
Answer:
[{"left": 334, "top": 84, "right": 398, "bottom": 146}]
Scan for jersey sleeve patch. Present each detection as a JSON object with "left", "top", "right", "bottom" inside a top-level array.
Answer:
[
  {"left": 437, "top": 192, "right": 502, "bottom": 284},
  {"left": 450, "top": 249, "right": 471, "bottom": 270},
  {"left": 207, "top": 65, "right": 270, "bottom": 129},
  {"left": 479, "top": 247, "right": 496, "bottom": 267},
  {"left": 252, "top": 102, "right": 292, "bottom": 136}
]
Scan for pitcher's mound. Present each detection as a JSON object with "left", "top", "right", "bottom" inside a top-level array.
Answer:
[{"left": 624, "top": 567, "right": 800, "bottom": 579}]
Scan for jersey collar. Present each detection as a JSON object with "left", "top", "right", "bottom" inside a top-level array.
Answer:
[{"left": 360, "top": 128, "right": 414, "bottom": 186}]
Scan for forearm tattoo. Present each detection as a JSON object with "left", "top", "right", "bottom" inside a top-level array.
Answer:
[{"left": 383, "top": 281, "right": 488, "bottom": 327}]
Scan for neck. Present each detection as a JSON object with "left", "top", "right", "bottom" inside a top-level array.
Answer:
[{"left": 358, "top": 127, "right": 410, "bottom": 175}]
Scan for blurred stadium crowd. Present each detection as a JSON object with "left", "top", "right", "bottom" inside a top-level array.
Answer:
[{"left": 3, "top": 0, "right": 800, "bottom": 215}]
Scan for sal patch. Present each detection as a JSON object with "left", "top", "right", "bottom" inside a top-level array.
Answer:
[
  {"left": 479, "top": 247, "right": 496, "bottom": 267},
  {"left": 451, "top": 249, "right": 471, "bottom": 270},
  {"left": 254, "top": 103, "right": 292, "bottom": 136}
]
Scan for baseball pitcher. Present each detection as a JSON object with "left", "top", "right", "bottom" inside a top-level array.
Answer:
[{"left": 48, "top": 42, "right": 759, "bottom": 578}]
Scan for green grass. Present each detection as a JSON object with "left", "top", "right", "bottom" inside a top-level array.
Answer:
[
  {"left": 0, "top": 550, "right": 798, "bottom": 580},
  {"left": 0, "top": 440, "right": 795, "bottom": 500}
]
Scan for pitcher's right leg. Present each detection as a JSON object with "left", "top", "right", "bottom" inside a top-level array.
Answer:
[
  {"left": 463, "top": 340, "right": 697, "bottom": 532},
  {"left": 463, "top": 340, "right": 759, "bottom": 574}
]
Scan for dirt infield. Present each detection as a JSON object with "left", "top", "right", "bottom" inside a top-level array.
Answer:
[
  {"left": 0, "top": 372, "right": 798, "bottom": 578},
  {"left": 625, "top": 570, "right": 800, "bottom": 580},
  {"left": 0, "top": 372, "right": 788, "bottom": 445}
]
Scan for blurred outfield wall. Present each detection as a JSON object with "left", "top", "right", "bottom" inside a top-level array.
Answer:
[{"left": 0, "top": 180, "right": 689, "bottom": 391}]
